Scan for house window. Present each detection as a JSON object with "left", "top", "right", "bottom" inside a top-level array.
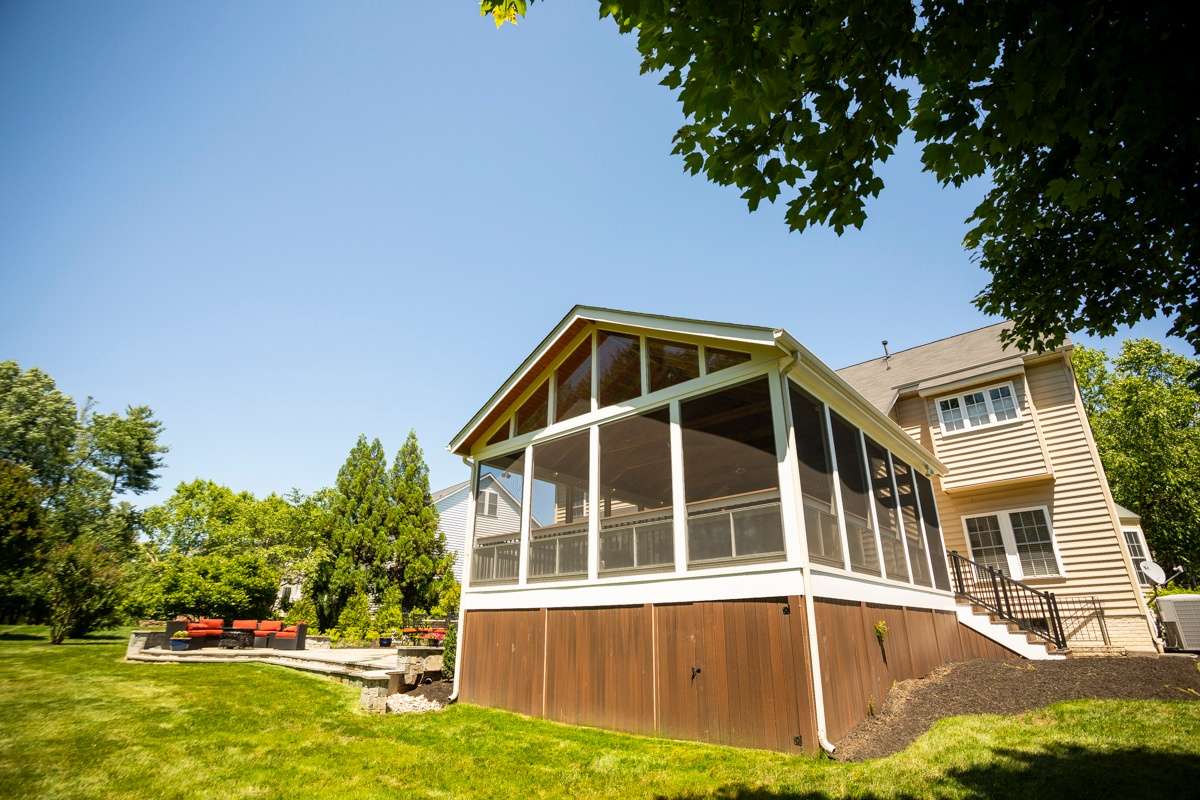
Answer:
[
  {"left": 865, "top": 437, "right": 910, "bottom": 583},
  {"left": 514, "top": 380, "right": 549, "bottom": 436},
  {"left": 788, "top": 382, "right": 842, "bottom": 567},
  {"left": 963, "top": 507, "right": 1062, "bottom": 580},
  {"left": 829, "top": 411, "right": 880, "bottom": 576},
  {"left": 647, "top": 337, "right": 699, "bottom": 393},
  {"left": 472, "top": 451, "right": 525, "bottom": 584},
  {"left": 555, "top": 337, "right": 592, "bottom": 423},
  {"left": 599, "top": 407, "right": 674, "bottom": 572},
  {"left": 704, "top": 346, "right": 751, "bottom": 374},
  {"left": 528, "top": 431, "right": 590, "bottom": 579},
  {"left": 935, "top": 381, "right": 1022, "bottom": 434},
  {"left": 1123, "top": 529, "right": 1153, "bottom": 586},
  {"left": 596, "top": 330, "right": 642, "bottom": 407},
  {"left": 680, "top": 377, "right": 784, "bottom": 564},
  {"left": 479, "top": 489, "right": 499, "bottom": 518}
]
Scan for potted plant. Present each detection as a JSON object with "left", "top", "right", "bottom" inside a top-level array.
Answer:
[
  {"left": 169, "top": 630, "right": 191, "bottom": 652},
  {"left": 378, "top": 630, "right": 395, "bottom": 648}
]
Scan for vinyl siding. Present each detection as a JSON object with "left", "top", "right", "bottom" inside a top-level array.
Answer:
[
  {"left": 925, "top": 375, "right": 1051, "bottom": 492},
  {"left": 436, "top": 488, "right": 470, "bottom": 581},
  {"left": 894, "top": 359, "right": 1154, "bottom": 651}
]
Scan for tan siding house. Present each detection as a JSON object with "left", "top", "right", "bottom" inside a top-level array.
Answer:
[{"left": 839, "top": 324, "right": 1155, "bottom": 652}]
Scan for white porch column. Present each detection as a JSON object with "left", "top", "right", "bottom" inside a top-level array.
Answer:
[
  {"left": 517, "top": 443, "right": 534, "bottom": 585},
  {"left": 770, "top": 369, "right": 807, "bottom": 566},
  {"left": 669, "top": 398, "right": 688, "bottom": 574}
]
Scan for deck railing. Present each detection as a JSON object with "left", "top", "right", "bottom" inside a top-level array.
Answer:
[{"left": 947, "top": 550, "right": 1109, "bottom": 651}]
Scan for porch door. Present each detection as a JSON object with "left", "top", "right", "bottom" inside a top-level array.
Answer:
[{"left": 654, "top": 597, "right": 814, "bottom": 752}]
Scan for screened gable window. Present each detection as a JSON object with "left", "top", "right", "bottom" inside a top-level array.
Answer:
[
  {"left": 515, "top": 380, "right": 549, "bottom": 436},
  {"left": 599, "top": 407, "right": 674, "bottom": 572},
  {"left": 596, "top": 330, "right": 642, "bottom": 407},
  {"left": 936, "top": 381, "right": 1022, "bottom": 434},
  {"left": 829, "top": 411, "right": 880, "bottom": 576},
  {"left": 486, "top": 422, "right": 510, "bottom": 446},
  {"left": 788, "top": 383, "right": 842, "bottom": 567},
  {"left": 681, "top": 377, "right": 784, "bottom": 564},
  {"left": 964, "top": 507, "right": 1062, "bottom": 579},
  {"left": 555, "top": 338, "right": 592, "bottom": 423},
  {"left": 705, "top": 346, "right": 751, "bottom": 374},
  {"left": 472, "top": 452, "right": 525, "bottom": 584},
  {"left": 647, "top": 337, "right": 699, "bottom": 393},
  {"left": 528, "top": 431, "right": 590, "bottom": 579},
  {"left": 865, "top": 437, "right": 909, "bottom": 583}
]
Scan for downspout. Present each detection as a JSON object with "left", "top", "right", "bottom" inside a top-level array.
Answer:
[
  {"left": 779, "top": 343, "right": 837, "bottom": 756},
  {"left": 448, "top": 455, "right": 474, "bottom": 704}
]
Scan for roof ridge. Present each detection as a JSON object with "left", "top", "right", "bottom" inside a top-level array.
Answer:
[{"left": 837, "top": 320, "right": 1011, "bottom": 371}]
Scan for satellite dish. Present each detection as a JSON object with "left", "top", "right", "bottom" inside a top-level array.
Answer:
[{"left": 1141, "top": 560, "right": 1167, "bottom": 586}]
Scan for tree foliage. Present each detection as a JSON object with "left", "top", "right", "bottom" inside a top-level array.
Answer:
[
  {"left": 480, "top": 2, "right": 1199, "bottom": 354},
  {"left": 0, "top": 361, "right": 167, "bottom": 637},
  {"left": 149, "top": 551, "right": 280, "bottom": 620},
  {"left": 1073, "top": 341, "right": 1200, "bottom": 584}
]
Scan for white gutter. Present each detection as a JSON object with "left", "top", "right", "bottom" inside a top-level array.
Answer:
[
  {"left": 449, "top": 455, "right": 473, "bottom": 704},
  {"left": 776, "top": 343, "right": 837, "bottom": 756}
]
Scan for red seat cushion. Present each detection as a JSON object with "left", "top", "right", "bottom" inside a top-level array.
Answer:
[
  {"left": 232, "top": 620, "right": 257, "bottom": 630},
  {"left": 274, "top": 631, "right": 297, "bottom": 639},
  {"left": 258, "top": 621, "right": 282, "bottom": 632},
  {"left": 199, "top": 618, "right": 224, "bottom": 629},
  {"left": 282, "top": 625, "right": 298, "bottom": 633},
  {"left": 186, "top": 623, "right": 207, "bottom": 633}
]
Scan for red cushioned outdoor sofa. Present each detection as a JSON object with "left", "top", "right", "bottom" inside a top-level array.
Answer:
[{"left": 270, "top": 624, "right": 307, "bottom": 651}]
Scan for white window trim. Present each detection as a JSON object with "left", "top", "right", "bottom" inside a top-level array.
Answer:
[
  {"left": 935, "top": 380, "right": 1023, "bottom": 436},
  {"left": 480, "top": 489, "right": 499, "bottom": 518},
  {"left": 961, "top": 504, "right": 1066, "bottom": 580},
  {"left": 1122, "top": 527, "right": 1153, "bottom": 586}
]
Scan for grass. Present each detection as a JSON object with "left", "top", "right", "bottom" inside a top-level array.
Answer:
[{"left": 0, "top": 626, "right": 1197, "bottom": 799}]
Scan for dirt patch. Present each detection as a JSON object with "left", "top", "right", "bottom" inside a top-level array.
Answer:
[
  {"left": 835, "top": 655, "right": 1200, "bottom": 761},
  {"left": 406, "top": 679, "right": 453, "bottom": 705}
]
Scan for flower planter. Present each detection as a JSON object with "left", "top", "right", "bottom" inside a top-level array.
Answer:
[
  {"left": 169, "top": 638, "right": 190, "bottom": 652},
  {"left": 379, "top": 637, "right": 393, "bottom": 648}
]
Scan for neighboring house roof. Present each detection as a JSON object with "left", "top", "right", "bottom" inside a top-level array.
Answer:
[
  {"left": 446, "top": 304, "right": 945, "bottom": 476},
  {"left": 431, "top": 479, "right": 470, "bottom": 505},
  {"left": 835, "top": 321, "right": 1067, "bottom": 414},
  {"left": 1115, "top": 503, "right": 1141, "bottom": 523}
]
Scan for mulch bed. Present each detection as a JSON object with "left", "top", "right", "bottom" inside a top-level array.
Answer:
[
  {"left": 406, "top": 679, "right": 453, "bottom": 705},
  {"left": 835, "top": 655, "right": 1200, "bottom": 761}
]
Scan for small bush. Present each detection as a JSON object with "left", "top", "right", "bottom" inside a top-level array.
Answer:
[
  {"left": 335, "top": 591, "right": 372, "bottom": 640},
  {"left": 441, "top": 623, "right": 457, "bottom": 679}
]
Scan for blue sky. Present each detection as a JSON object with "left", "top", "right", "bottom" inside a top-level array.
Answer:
[{"left": 0, "top": 2, "right": 1184, "bottom": 507}]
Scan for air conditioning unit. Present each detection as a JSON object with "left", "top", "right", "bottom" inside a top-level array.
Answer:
[{"left": 1157, "top": 595, "right": 1200, "bottom": 651}]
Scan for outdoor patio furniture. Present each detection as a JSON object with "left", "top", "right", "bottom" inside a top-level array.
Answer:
[
  {"left": 219, "top": 629, "right": 254, "bottom": 649},
  {"left": 176, "top": 618, "right": 225, "bottom": 648},
  {"left": 269, "top": 624, "right": 307, "bottom": 651},
  {"left": 254, "top": 620, "right": 283, "bottom": 647}
]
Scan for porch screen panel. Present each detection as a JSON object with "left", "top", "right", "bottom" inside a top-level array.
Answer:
[
  {"left": 705, "top": 347, "right": 751, "bottom": 374},
  {"left": 555, "top": 337, "right": 592, "bottom": 423},
  {"left": 528, "top": 431, "right": 590, "bottom": 579},
  {"left": 515, "top": 380, "right": 549, "bottom": 436},
  {"left": 914, "top": 472, "right": 951, "bottom": 590},
  {"left": 865, "top": 437, "right": 910, "bottom": 583},
  {"left": 828, "top": 412, "right": 880, "bottom": 576},
  {"left": 596, "top": 330, "right": 642, "bottom": 407},
  {"left": 787, "top": 383, "right": 842, "bottom": 567},
  {"left": 599, "top": 407, "right": 674, "bottom": 572},
  {"left": 472, "top": 451, "right": 526, "bottom": 584},
  {"left": 647, "top": 338, "right": 699, "bottom": 393},
  {"left": 681, "top": 377, "right": 784, "bottom": 564},
  {"left": 892, "top": 458, "right": 932, "bottom": 586}
]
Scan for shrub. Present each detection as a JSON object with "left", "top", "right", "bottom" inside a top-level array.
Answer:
[
  {"left": 284, "top": 596, "right": 317, "bottom": 625},
  {"left": 373, "top": 585, "right": 404, "bottom": 636},
  {"left": 441, "top": 623, "right": 456, "bottom": 680},
  {"left": 157, "top": 551, "right": 279, "bottom": 620},
  {"left": 335, "top": 590, "right": 372, "bottom": 640}
]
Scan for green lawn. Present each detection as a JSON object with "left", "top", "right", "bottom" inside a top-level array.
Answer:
[{"left": 0, "top": 627, "right": 1197, "bottom": 799}]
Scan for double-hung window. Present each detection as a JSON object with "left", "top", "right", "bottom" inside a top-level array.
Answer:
[
  {"left": 1122, "top": 529, "right": 1154, "bottom": 586},
  {"left": 936, "top": 382, "right": 1021, "bottom": 434},
  {"left": 480, "top": 489, "right": 499, "bottom": 518},
  {"left": 963, "top": 507, "right": 1063, "bottom": 579}
]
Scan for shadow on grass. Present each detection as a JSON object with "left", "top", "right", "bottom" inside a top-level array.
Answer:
[
  {"left": 0, "top": 632, "right": 44, "bottom": 641},
  {"left": 657, "top": 745, "right": 1200, "bottom": 799}
]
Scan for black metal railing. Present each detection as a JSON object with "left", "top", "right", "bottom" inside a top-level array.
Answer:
[{"left": 947, "top": 550, "right": 1109, "bottom": 650}]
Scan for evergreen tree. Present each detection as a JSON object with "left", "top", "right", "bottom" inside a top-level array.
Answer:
[
  {"left": 309, "top": 436, "right": 392, "bottom": 629},
  {"left": 388, "top": 430, "right": 457, "bottom": 611},
  {"left": 334, "top": 589, "right": 373, "bottom": 640}
]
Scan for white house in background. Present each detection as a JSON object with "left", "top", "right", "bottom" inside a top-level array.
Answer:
[{"left": 433, "top": 473, "right": 524, "bottom": 582}]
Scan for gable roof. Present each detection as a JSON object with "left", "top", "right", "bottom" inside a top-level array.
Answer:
[
  {"left": 835, "top": 321, "right": 1066, "bottom": 414},
  {"left": 1114, "top": 503, "right": 1141, "bottom": 523},
  {"left": 431, "top": 480, "right": 470, "bottom": 505},
  {"left": 447, "top": 305, "right": 946, "bottom": 477}
]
